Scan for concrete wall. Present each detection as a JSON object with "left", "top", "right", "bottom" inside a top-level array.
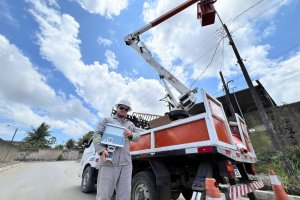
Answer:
[
  {"left": 0, "top": 139, "right": 19, "bottom": 162},
  {"left": 244, "top": 101, "right": 300, "bottom": 147},
  {"left": 16, "top": 149, "right": 80, "bottom": 161}
]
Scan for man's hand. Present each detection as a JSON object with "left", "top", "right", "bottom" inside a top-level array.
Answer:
[
  {"left": 124, "top": 128, "right": 133, "bottom": 138},
  {"left": 101, "top": 150, "right": 109, "bottom": 161}
]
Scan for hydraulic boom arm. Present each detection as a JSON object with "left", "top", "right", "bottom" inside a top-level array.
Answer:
[
  {"left": 124, "top": 0, "right": 216, "bottom": 111},
  {"left": 124, "top": 0, "right": 203, "bottom": 111}
]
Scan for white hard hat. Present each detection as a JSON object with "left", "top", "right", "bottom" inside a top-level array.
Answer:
[{"left": 115, "top": 99, "right": 132, "bottom": 111}]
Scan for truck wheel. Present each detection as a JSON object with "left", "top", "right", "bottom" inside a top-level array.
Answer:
[
  {"left": 131, "top": 171, "right": 156, "bottom": 200},
  {"left": 81, "top": 166, "right": 96, "bottom": 193}
]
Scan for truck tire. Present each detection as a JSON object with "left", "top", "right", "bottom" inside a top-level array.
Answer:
[
  {"left": 131, "top": 171, "right": 156, "bottom": 200},
  {"left": 81, "top": 166, "right": 96, "bottom": 193}
]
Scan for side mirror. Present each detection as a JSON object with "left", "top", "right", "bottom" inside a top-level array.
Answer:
[{"left": 82, "top": 139, "right": 89, "bottom": 148}]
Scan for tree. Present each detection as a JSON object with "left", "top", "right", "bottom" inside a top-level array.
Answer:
[
  {"left": 54, "top": 144, "right": 64, "bottom": 149},
  {"left": 65, "top": 138, "right": 76, "bottom": 149},
  {"left": 48, "top": 136, "right": 57, "bottom": 147},
  {"left": 22, "top": 122, "right": 51, "bottom": 148},
  {"left": 77, "top": 131, "right": 94, "bottom": 147}
]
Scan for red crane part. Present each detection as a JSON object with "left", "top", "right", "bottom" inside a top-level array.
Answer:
[{"left": 197, "top": 1, "right": 216, "bottom": 26}]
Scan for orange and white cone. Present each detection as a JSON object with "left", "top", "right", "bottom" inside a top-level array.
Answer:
[
  {"left": 206, "top": 178, "right": 222, "bottom": 200},
  {"left": 269, "top": 170, "right": 288, "bottom": 200}
]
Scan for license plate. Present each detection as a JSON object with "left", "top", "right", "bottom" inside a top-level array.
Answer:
[{"left": 234, "top": 167, "right": 242, "bottom": 178}]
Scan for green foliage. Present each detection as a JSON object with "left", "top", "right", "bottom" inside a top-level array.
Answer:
[
  {"left": 56, "top": 154, "right": 64, "bottom": 161},
  {"left": 251, "top": 132, "right": 300, "bottom": 195},
  {"left": 21, "top": 122, "right": 51, "bottom": 148},
  {"left": 77, "top": 131, "right": 93, "bottom": 147},
  {"left": 284, "top": 145, "right": 300, "bottom": 195},
  {"left": 286, "top": 145, "right": 300, "bottom": 175},
  {"left": 54, "top": 144, "right": 64, "bottom": 149},
  {"left": 48, "top": 136, "right": 57, "bottom": 146},
  {"left": 65, "top": 138, "right": 76, "bottom": 149}
]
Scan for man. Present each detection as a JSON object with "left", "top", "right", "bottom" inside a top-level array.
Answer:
[{"left": 93, "top": 99, "right": 140, "bottom": 200}]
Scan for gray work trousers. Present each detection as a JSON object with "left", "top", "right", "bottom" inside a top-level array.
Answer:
[{"left": 96, "top": 165, "right": 132, "bottom": 200}]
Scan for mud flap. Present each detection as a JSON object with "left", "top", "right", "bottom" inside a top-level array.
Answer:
[{"left": 149, "top": 160, "right": 171, "bottom": 200}]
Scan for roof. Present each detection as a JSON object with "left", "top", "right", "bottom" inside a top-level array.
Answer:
[{"left": 188, "top": 80, "right": 277, "bottom": 117}]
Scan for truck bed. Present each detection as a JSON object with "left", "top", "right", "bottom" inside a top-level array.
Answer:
[{"left": 130, "top": 91, "right": 257, "bottom": 164}]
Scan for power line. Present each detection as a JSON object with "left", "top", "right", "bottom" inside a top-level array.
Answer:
[
  {"left": 190, "top": 37, "right": 223, "bottom": 88},
  {"left": 229, "top": 0, "right": 265, "bottom": 24},
  {"left": 134, "top": 0, "right": 290, "bottom": 109},
  {"left": 230, "top": 0, "right": 285, "bottom": 34},
  {"left": 273, "top": 43, "right": 300, "bottom": 59},
  {"left": 280, "top": 72, "right": 300, "bottom": 83}
]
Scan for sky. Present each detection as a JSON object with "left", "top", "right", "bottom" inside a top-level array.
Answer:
[{"left": 0, "top": 0, "right": 299, "bottom": 145}]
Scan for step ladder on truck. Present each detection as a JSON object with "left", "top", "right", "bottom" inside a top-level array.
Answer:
[{"left": 78, "top": 0, "right": 264, "bottom": 199}]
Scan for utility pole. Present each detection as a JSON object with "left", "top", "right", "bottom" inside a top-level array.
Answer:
[
  {"left": 219, "top": 71, "right": 236, "bottom": 118},
  {"left": 4, "top": 126, "right": 18, "bottom": 162},
  {"left": 11, "top": 128, "right": 18, "bottom": 142},
  {"left": 217, "top": 13, "right": 293, "bottom": 176},
  {"left": 232, "top": 86, "right": 245, "bottom": 120}
]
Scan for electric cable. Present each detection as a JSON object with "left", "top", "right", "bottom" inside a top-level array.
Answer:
[{"left": 190, "top": 37, "right": 223, "bottom": 88}]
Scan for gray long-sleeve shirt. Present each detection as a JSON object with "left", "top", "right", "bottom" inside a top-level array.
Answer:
[{"left": 93, "top": 115, "right": 140, "bottom": 166}]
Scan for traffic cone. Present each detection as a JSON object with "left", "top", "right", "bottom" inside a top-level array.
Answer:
[
  {"left": 269, "top": 170, "right": 288, "bottom": 200},
  {"left": 205, "top": 178, "right": 222, "bottom": 200}
]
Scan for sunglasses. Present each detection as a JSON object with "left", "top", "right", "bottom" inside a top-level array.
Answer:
[{"left": 118, "top": 106, "right": 129, "bottom": 112}]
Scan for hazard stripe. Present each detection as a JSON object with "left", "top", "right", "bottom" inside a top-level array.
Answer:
[
  {"left": 226, "top": 181, "right": 264, "bottom": 199},
  {"left": 234, "top": 186, "right": 237, "bottom": 199},
  {"left": 191, "top": 192, "right": 203, "bottom": 200},
  {"left": 253, "top": 182, "right": 258, "bottom": 188},
  {"left": 242, "top": 185, "right": 246, "bottom": 196},
  {"left": 191, "top": 191, "right": 197, "bottom": 200}
]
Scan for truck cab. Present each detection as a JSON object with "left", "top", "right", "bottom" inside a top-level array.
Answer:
[{"left": 78, "top": 139, "right": 99, "bottom": 193}]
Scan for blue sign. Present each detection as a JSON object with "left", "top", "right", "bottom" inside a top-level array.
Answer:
[{"left": 101, "top": 123, "right": 125, "bottom": 147}]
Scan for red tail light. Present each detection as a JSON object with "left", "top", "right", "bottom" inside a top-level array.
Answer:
[{"left": 197, "top": 146, "right": 213, "bottom": 153}]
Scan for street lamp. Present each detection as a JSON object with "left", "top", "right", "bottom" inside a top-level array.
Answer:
[
  {"left": 226, "top": 81, "right": 245, "bottom": 120},
  {"left": 7, "top": 125, "right": 18, "bottom": 143}
]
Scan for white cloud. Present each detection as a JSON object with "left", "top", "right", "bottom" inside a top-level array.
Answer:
[
  {"left": 105, "top": 50, "right": 118, "bottom": 69},
  {"left": 97, "top": 36, "right": 113, "bottom": 47},
  {"left": 0, "top": 0, "right": 19, "bottom": 27},
  {"left": 26, "top": 0, "right": 167, "bottom": 117},
  {"left": 141, "top": 0, "right": 298, "bottom": 104},
  {"left": 132, "top": 68, "right": 138, "bottom": 75},
  {"left": 75, "top": 0, "right": 128, "bottom": 19},
  {"left": 0, "top": 101, "right": 92, "bottom": 138},
  {"left": 262, "top": 22, "right": 276, "bottom": 38},
  {"left": 261, "top": 52, "right": 300, "bottom": 104},
  {"left": 0, "top": 34, "right": 94, "bottom": 138}
]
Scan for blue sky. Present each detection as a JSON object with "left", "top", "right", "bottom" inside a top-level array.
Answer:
[{"left": 0, "top": 0, "right": 299, "bottom": 145}]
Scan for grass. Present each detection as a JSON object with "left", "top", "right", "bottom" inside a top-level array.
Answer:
[{"left": 250, "top": 131, "right": 300, "bottom": 195}]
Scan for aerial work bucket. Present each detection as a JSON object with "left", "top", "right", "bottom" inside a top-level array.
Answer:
[{"left": 197, "top": 1, "right": 216, "bottom": 26}]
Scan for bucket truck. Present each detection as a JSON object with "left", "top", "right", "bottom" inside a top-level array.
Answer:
[{"left": 79, "top": 1, "right": 264, "bottom": 199}]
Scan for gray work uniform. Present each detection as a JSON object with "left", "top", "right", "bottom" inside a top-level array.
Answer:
[{"left": 93, "top": 115, "right": 140, "bottom": 200}]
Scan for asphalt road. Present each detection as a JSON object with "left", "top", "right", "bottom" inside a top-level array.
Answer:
[
  {"left": 0, "top": 161, "right": 186, "bottom": 200},
  {"left": 0, "top": 161, "right": 95, "bottom": 200}
]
